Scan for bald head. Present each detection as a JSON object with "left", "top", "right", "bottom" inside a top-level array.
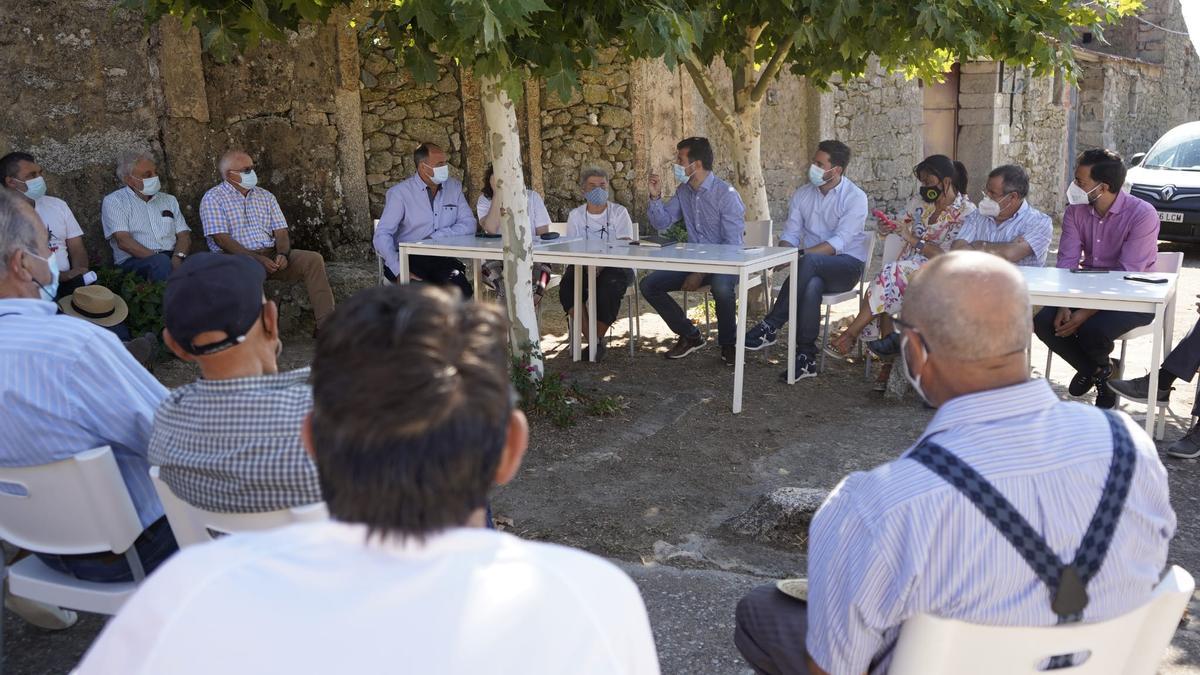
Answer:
[{"left": 903, "top": 251, "right": 1030, "bottom": 362}]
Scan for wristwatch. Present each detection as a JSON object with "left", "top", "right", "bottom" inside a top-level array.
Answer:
[{"left": 174, "top": 251, "right": 188, "bottom": 259}]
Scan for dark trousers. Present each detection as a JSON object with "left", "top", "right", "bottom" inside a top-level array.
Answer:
[
  {"left": 36, "top": 516, "right": 178, "bottom": 583},
  {"left": 560, "top": 266, "right": 634, "bottom": 326},
  {"left": 120, "top": 252, "right": 173, "bottom": 282},
  {"left": 385, "top": 254, "right": 473, "bottom": 299},
  {"left": 1162, "top": 317, "right": 1200, "bottom": 415},
  {"left": 53, "top": 275, "right": 87, "bottom": 301},
  {"left": 640, "top": 270, "right": 738, "bottom": 346},
  {"left": 735, "top": 584, "right": 813, "bottom": 675},
  {"left": 764, "top": 253, "right": 864, "bottom": 356},
  {"left": 1034, "top": 307, "right": 1154, "bottom": 374}
]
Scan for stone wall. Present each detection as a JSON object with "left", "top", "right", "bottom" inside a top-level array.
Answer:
[{"left": 998, "top": 70, "right": 1071, "bottom": 215}]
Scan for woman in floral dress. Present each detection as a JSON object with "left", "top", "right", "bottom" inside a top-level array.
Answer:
[{"left": 827, "top": 155, "right": 974, "bottom": 383}]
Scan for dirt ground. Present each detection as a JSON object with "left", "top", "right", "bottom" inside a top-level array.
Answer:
[{"left": 6, "top": 244, "right": 1200, "bottom": 674}]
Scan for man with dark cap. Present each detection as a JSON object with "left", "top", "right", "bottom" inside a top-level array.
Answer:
[{"left": 150, "top": 252, "right": 322, "bottom": 513}]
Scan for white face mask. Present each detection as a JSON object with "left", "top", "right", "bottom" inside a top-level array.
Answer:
[
  {"left": 977, "top": 193, "right": 1007, "bottom": 218},
  {"left": 18, "top": 176, "right": 47, "bottom": 201},
  {"left": 236, "top": 170, "right": 258, "bottom": 190},
  {"left": 426, "top": 164, "right": 449, "bottom": 185},
  {"left": 808, "top": 163, "right": 831, "bottom": 186},
  {"left": 136, "top": 175, "right": 161, "bottom": 197},
  {"left": 900, "top": 332, "right": 932, "bottom": 407},
  {"left": 1066, "top": 182, "right": 1100, "bottom": 206}
]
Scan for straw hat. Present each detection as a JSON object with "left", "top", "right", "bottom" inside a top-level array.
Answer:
[{"left": 58, "top": 285, "right": 129, "bottom": 327}]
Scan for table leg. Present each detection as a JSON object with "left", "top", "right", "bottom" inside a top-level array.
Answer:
[
  {"left": 587, "top": 265, "right": 598, "bottom": 363},
  {"left": 473, "top": 259, "right": 482, "bottom": 297},
  {"left": 572, "top": 264, "right": 583, "bottom": 362},
  {"left": 733, "top": 268, "right": 748, "bottom": 414},
  {"left": 787, "top": 254, "right": 798, "bottom": 384},
  {"left": 1147, "top": 303, "right": 1165, "bottom": 438},
  {"left": 397, "top": 246, "right": 409, "bottom": 285}
]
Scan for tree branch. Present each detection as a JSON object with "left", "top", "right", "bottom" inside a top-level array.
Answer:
[
  {"left": 682, "top": 53, "right": 739, "bottom": 135},
  {"left": 750, "top": 32, "right": 797, "bottom": 104}
]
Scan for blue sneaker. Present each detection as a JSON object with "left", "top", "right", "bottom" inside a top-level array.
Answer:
[
  {"left": 744, "top": 321, "right": 778, "bottom": 350},
  {"left": 778, "top": 353, "right": 819, "bottom": 382}
]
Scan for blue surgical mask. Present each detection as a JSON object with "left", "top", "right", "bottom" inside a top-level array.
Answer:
[
  {"left": 137, "top": 175, "right": 161, "bottom": 197},
  {"left": 237, "top": 170, "right": 258, "bottom": 190},
  {"left": 19, "top": 176, "right": 47, "bottom": 201},
  {"left": 672, "top": 163, "right": 690, "bottom": 183},
  {"left": 585, "top": 186, "right": 608, "bottom": 206},
  {"left": 808, "top": 164, "right": 830, "bottom": 186},
  {"left": 24, "top": 250, "right": 59, "bottom": 302}
]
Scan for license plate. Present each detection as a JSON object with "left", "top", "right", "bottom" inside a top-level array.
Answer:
[{"left": 1158, "top": 211, "right": 1184, "bottom": 223}]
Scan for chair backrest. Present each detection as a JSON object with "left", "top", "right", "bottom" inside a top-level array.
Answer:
[
  {"left": 547, "top": 221, "right": 569, "bottom": 236},
  {"left": 744, "top": 219, "right": 773, "bottom": 247},
  {"left": 859, "top": 230, "right": 878, "bottom": 284},
  {"left": 0, "top": 447, "right": 144, "bottom": 556},
  {"left": 880, "top": 232, "right": 906, "bottom": 267},
  {"left": 1152, "top": 250, "right": 1184, "bottom": 274},
  {"left": 889, "top": 565, "right": 1195, "bottom": 675},
  {"left": 149, "top": 466, "right": 329, "bottom": 548}
]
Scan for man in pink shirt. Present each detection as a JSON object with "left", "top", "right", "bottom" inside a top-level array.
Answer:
[{"left": 1034, "top": 149, "right": 1161, "bottom": 409}]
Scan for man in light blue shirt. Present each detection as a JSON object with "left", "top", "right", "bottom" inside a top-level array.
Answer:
[
  {"left": 373, "top": 142, "right": 476, "bottom": 298},
  {"left": 643, "top": 136, "right": 746, "bottom": 365},
  {"left": 952, "top": 164, "right": 1053, "bottom": 267},
  {"left": 0, "top": 190, "right": 177, "bottom": 583},
  {"left": 734, "top": 252, "right": 1173, "bottom": 675},
  {"left": 743, "top": 140, "right": 870, "bottom": 380}
]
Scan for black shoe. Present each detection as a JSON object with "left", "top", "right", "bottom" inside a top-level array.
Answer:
[
  {"left": 743, "top": 321, "right": 778, "bottom": 350},
  {"left": 721, "top": 345, "right": 736, "bottom": 366},
  {"left": 1093, "top": 363, "right": 1117, "bottom": 409},
  {"left": 866, "top": 333, "right": 901, "bottom": 358},
  {"left": 778, "top": 353, "right": 818, "bottom": 382},
  {"left": 1168, "top": 426, "right": 1200, "bottom": 459},
  {"left": 1107, "top": 375, "right": 1172, "bottom": 403},
  {"left": 1068, "top": 370, "right": 1095, "bottom": 397},
  {"left": 581, "top": 337, "right": 607, "bottom": 362},
  {"left": 665, "top": 333, "right": 705, "bottom": 359}
]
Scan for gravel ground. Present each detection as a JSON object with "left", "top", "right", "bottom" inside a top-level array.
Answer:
[{"left": 6, "top": 244, "right": 1200, "bottom": 674}]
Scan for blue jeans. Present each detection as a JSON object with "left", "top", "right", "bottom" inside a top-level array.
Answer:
[
  {"left": 36, "top": 516, "right": 178, "bottom": 583},
  {"left": 764, "top": 253, "right": 864, "bottom": 355},
  {"left": 120, "top": 252, "right": 173, "bottom": 282},
  {"left": 640, "top": 271, "right": 738, "bottom": 346}
]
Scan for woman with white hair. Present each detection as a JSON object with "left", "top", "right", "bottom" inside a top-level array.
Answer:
[{"left": 559, "top": 165, "right": 635, "bottom": 361}]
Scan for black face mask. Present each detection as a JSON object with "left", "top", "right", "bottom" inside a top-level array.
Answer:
[{"left": 919, "top": 184, "right": 943, "bottom": 204}]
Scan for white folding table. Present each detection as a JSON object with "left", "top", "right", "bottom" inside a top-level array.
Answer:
[
  {"left": 534, "top": 239, "right": 800, "bottom": 414},
  {"left": 1021, "top": 267, "right": 1178, "bottom": 437},
  {"left": 396, "top": 236, "right": 800, "bottom": 415}
]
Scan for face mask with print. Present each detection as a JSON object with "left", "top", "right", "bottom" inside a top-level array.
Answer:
[
  {"left": 137, "top": 175, "right": 161, "bottom": 197},
  {"left": 237, "top": 170, "right": 258, "bottom": 190},
  {"left": 900, "top": 333, "right": 931, "bottom": 407},
  {"left": 919, "top": 183, "right": 943, "bottom": 204},
  {"left": 673, "top": 163, "right": 691, "bottom": 183},
  {"left": 19, "top": 176, "right": 47, "bottom": 201},
  {"left": 808, "top": 163, "right": 831, "bottom": 186},
  {"left": 429, "top": 165, "right": 450, "bottom": 185},
  {"left": 1066, "top": 182, "right": 1100, "bottom": 206},
  {"left": 24, "top": 249, "right": 59, "bottom": 302},
  {"left": 977, "top": 194, "right": 1002, "bottom": 218},
  {"left": 585, "top": 186, "right": 608, "bottom": 206}
]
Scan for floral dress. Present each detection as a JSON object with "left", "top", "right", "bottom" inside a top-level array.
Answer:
[{"left": 861, "top": 194, "right": 975, "bottom": 340}]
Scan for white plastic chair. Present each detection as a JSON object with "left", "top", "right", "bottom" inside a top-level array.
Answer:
[
  {"left": 819, "top": 228, "right": 878, "bottom": 372},
  {"left": 864, "top": 231, "right": 904, "bottom": 380},
  {"left": 1044, "top": 252, "right": 1182, "bottom": 435},
  {"left": 149, "top": 467, "right": 328, "bottom": 548},
  {"left": 685, "top": 219, "right": 772, "bottom": 337},
  {"left": 889, "top": 565, "right": 1194, "bottom": 675},
  {"left": 0, "top": 447, "right": 147, "bottom": 617}
]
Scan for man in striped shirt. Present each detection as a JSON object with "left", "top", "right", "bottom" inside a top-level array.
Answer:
[
  {"left": 101, "top": 150, "right": 192, "bottom": 282},
  {"left": 0, "top": 189, "right": 178, "bottom": 584},
  {"left": 735, "top": 252, "right": 1174, "bottom": 675},
  {"left": 200, "top": 150, "right": 335, "bottom": 331}
]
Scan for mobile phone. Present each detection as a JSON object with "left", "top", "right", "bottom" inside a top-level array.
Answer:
[
  {"left": 1124, "top": 275, "right": 1169, "bottom": 284},
  {"left": 475, "top": 231, "right": 502, "bottom": 238},
  {"left": 539, "top": 232, "right": 561, "bottom": 241},
  {"left": 1069, "top": 268, "right": 1107, "bottom": 274}
]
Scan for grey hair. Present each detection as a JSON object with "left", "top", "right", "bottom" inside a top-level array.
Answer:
[
  {"left": 988, "top": 164, "right": 1030, "bottom": 199},
  {"left": 217, "top": 150, "right": 248, "bottom": 177},
  {"left": 579, "top": 165, "right": 609, "bottom": 189},
  {"left": 0, "top": 189, "right": 41, "bottom": 279},
  {"left": 115, "top": 150, "right": 154, "bottom": 181}
]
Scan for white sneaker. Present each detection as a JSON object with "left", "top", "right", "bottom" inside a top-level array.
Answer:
[{"left": 5, "top": 592, "right": 78, "bottom": 630}]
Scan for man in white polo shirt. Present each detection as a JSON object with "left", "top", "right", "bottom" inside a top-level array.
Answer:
[
  {"left": 101, "top": 150, "right": 191, "bottom": 282},
  {"left": 78, "top": 284, "right": 660, "bottom": 675},
  {"left": 1, "top": 151, "right": 92, "bottom": 299}
]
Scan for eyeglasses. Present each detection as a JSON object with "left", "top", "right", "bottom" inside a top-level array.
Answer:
[{"left": 893, "top": 316, "right": 931, "bottom": 355}]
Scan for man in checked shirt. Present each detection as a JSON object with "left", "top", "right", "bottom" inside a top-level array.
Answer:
[{"left": 150, "top": 252, "right": 321, "bottom": 513}]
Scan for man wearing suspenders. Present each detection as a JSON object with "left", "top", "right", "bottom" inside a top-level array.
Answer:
[{"left": 734, "top": 252, "right": 1175, "bottom": 675}]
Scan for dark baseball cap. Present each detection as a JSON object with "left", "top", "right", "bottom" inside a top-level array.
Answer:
[{"left": 164, "top": 253, "right": 267, "bottom": 355}]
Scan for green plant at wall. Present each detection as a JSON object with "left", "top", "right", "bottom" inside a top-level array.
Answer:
[
  {"left": 95, "top": 267, "right": 166, "bottom": 338},
  {"left": 510, "top": 341, "right": 622, "bottom": 428}
]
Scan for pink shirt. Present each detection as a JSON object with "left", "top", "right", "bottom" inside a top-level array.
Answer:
[{"left": 1056, "top": 191, "right": 1160, "bottom": 272}]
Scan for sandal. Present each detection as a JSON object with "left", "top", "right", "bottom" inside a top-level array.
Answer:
[
  {"left": 823, "top": 330, "right": 856, "bottom": 361},
  {"left": 872, "top": 362, "right": 893, "bottom": 392}
]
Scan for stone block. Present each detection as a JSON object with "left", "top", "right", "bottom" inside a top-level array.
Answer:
[
  {"left": 958, "top": 72, "right": 999, "bottom": 95},
  {"left": 366, "top": 153, "right": 393, "bottom": 174},
  {"left": 960, "top": 61, "right": 1001, "bottom": 75},
  {"left": 723, "top": 487, "right": 829, "bottom": 547},
  {"left": 361, "top": 113, "right": 382, "bottom": 134},
  {"left": 367, "top": 133, "right": 392, "bottom": 152},
  {"left": 435, "top": 72, "right": 458, "bottom": 93},
  {"left": 380, "top": 106, "right": 408, "bottom": 122},
  {"left": 576, "top": 125, "right": 604, "bottom": 137},
  {"left": 402, "top": 117, "right": 451, "bottom": 147},
  {"left": 542, "top": 88, "right": 582, "bottom": 109},
  {"left": 433, "top": 96, "right": 461, "bottom": 115},
  {"left": 956, "top": 106, "right": 998, "bottom": 127},
  {"left": 957, "top": 92, "right": 1005, "bottom": 110},
  {"left": 582, "top": 83, "right": 609, "bottom": 104},
  {"left": 598, "top": 105, "right": 632, "bottom": 128}
]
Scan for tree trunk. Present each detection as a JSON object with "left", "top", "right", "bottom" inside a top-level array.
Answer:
[
  {"left": 729, "top": 110, "right": 770, "bottom": 222},
  {"left": 479, "top": 75, "right": 543, "bottom": 377}
]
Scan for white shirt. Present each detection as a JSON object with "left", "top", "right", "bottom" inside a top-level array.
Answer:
[
  {"left": 33, "top": 196, "right": 83, "bottom": 272},
  {"left": 566, "top": 202, "right": 634, "bottom": 241},
  {"left": 477, "top": 189, "right": 552, "bottom": 230},
  {"left": 77, "top": 522, "right": 660, "bottom": 675},
  {"left": 779, "top": 177, "right": 871, "bottom": 261},
  {"left": 101, "top": 187, "right": 190, "bottom": 264}
]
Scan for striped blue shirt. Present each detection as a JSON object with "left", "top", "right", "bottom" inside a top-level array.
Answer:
[
  {"left": 955, "top": 200, "right": 1054, "bottom": 266},
  {"left": 0, "top": 298, "right": 168, "bottom": 529},
  {"left": 807, "top": 379, "right": 1175, "bottom": 675},
  {"left": 647, "top": 172, "right": 745, "bottom": 245}
]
